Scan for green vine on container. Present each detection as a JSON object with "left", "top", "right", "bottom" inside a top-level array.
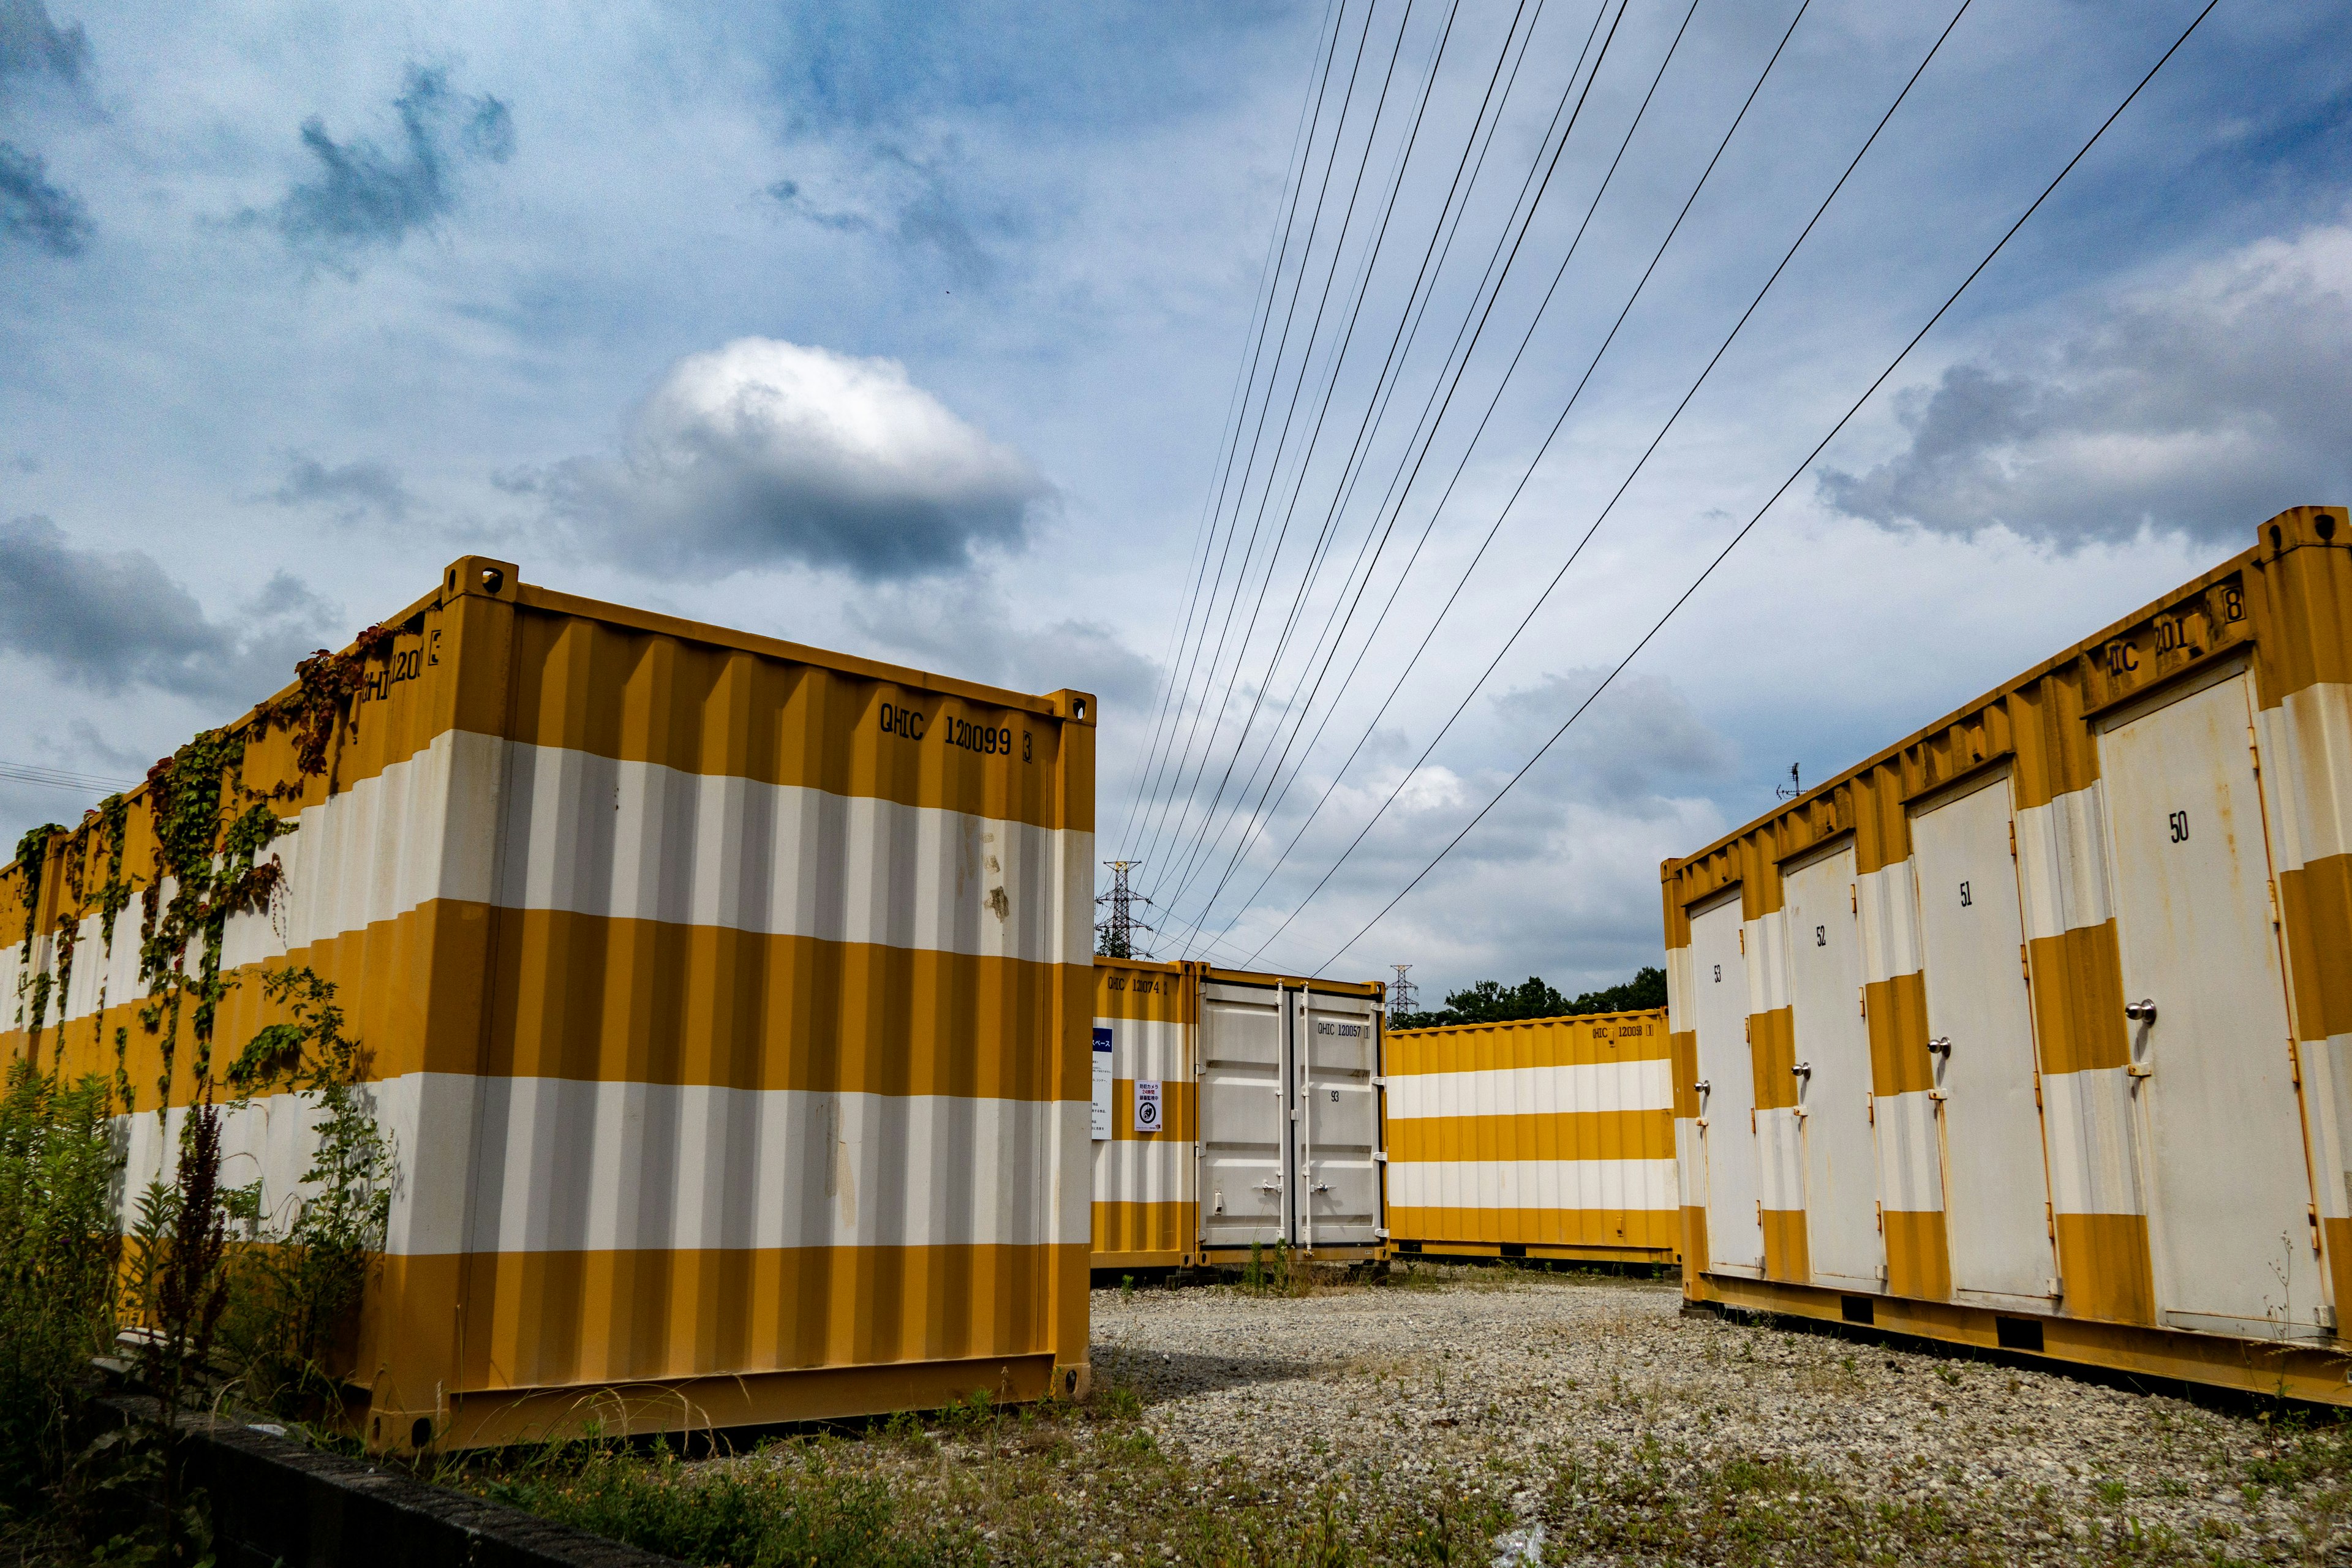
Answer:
[
  {"left": 252, "top": 625, "right": 396, "bottom": 791},
  {"left": 10, "top": 823, "right": 61, "bottom": 1038},
  {"left": 135, "top": 731, "right": 291, "bottom": 1107}
]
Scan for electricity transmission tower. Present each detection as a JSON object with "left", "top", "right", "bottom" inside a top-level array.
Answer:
[
  {"left": 1390, "top": 964, "right": 1417, "bottom": 1014},
  {"left": 1096, "top": 862, "right": 1155, "bottom": 959}
]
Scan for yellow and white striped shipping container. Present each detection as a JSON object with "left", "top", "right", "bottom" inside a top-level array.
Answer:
[
  {"left": 0, "top": 556, "right": 1096, "bottom": 1449},
  {"left": 1091, "top": 959, "right": 1197, "bottom": 1268},
  {"left": 1090, "top": 960, "right": 1386, "bottom": 1268},
  {"left": 1664, "top": 505, "right": 2352, "bottom": 1403},
  {"left": 1383, "top": 1010, "right": 1679, "bottom": 1265}
]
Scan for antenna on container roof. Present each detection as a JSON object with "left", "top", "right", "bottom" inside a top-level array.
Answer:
[
  {"left": 1775, "top": 763, "right": 1802, "bottom": 801},
  {"left": 1390, "top": 964, "right": 1417, "bottom": 1014},
  {"left": 1096, "top": 862, "right": 1156, "bottom": 960}
]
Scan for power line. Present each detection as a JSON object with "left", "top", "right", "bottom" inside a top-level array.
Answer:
[
  {"left": 1129, "top": 0, "right": 1381, "bottom": 871},
  {"left": 1310, "top": 0, "right": 2223, "bottom": 976},
  {"left": 1146, "top": 0, "right": 1630, "bottom": 907},
  {"left": 1163, "top": 0, "right": 1703, "bottom": 944},
  {"left": 1171, "top": 0, "right": 1738, "bottom": 940},
  {"left": 1118, "top": 0, "right": 1355, "bottom": 856},
  {"left": 0, "top": 761, "right": 140, "bottom": 797},
  {"left": 1134, "top": 0, "right": 1561, "bottom": 888},
  {"left": 1225, "top": 0, "right": 1864, "bottom": 965},
  {"left": 1134, "top": 0, "right": 1425, "bottom": 884}
]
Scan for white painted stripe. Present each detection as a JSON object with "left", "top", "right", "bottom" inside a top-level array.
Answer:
[
  {"left": 1386, "top": 1158, "right": 1676, "bottom": 1215},
  {"left": 1092, "top": 1016, "right": 1187, "bottom": 1081},
  {"left": 1666, "top": 943, "right": 1694, "bottom": 1035},
  {"left": 1674, "top": 1117, "right": 1702, "bottom": 1207},
  {"left": 1091, "top": 1135, "right": 1189, "bottom": 1212},
  {"left": 1384, "top": 1061, "right": 1672, "bottom": 1120},
  {"left": 2042, "top": 1067, "right": 2143, "bottom": 1216},
  {"left": 1757, "top": 1107, "right": 1804, "bottom": 1212},
  {"left": 1746, "top": 913, "right": 1791, "bottom": 1016},
  {"left": 500, "top": 742, "right": 1084, "bottom": 963},
  {"left": 30, "top": 731, "right": 1093, "bottom": 1031},
  {"left": 123, "top": 1080, "right": 1093, "bottom": 1257},
  {"left": 2016, "top": 783, "right": 2113, "bottom": 941},
  {"left": 1856, "top": 859, "right": 1920, "bottom": 986},
  {"left": 2267, "top": 682, "right": 2352, "bottom": 875},
  {"left": 1874, "top": 1091, "right": 1943, "bottom": 1213},
  {"left": 2304, "top": 1035, "right": 2352, "bottom": 1221}
]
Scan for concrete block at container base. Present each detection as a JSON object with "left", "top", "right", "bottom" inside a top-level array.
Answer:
[
  {"left": 1662, "top": 506, "right": 2352, "bottom": 1403},
  {"left": 1088, "top": 959, "right": 1387, "bottom": 1268},
  {"left": 1383, "top": 1010, "right": 1679, "bottom": 1267},
  {"left": 0, "top": 557, "right": 1098, "bottom": 1450}
]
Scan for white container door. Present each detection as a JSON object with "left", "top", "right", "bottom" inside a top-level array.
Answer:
[
  {"left": 1199, "top": 981, "right": 1291, "bottom": 1251},
  {"left": 1912, "top": 772, "right": 2057, "bottom": 1306},
  {"left": 1691, "top": 893, "right": 1764, "bottom": 1276},
  {"left": 1784, "top": 844, "right": 1883, "bottom": 1288},
  {"left": 2100, "top": 668, "right": 2326, "bottom": 1339},
  {"left": 1295, "top": 989, "right": 1382, "bottom": 1249}
]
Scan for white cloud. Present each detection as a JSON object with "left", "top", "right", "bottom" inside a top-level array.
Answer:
[
  {"left": 1819, "top": 221, "right": 2352, "bottom": 545},
  {"left": 549, "top": 336, "right": 1051, "bottom": 581}
]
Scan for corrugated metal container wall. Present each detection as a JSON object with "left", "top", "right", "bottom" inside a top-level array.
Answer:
[
  {"left": 1662, "top": 505, "right": 2352, "bottom": 1402},
  {"left": 0, "top": 556, "right": 1097, "bottom": 1448},
  {"left": 1091, "top": 958, "right": 1196, "bottom": 1268},
  {"left": 1088, "top": 960, "right": 1387, "bottom": 1267},
  {"left": 1383, "top": 1010, "right": 1678, "bottom": 1265}
]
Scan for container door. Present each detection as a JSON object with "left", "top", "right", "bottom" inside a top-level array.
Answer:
[
  {"left": 1199, "top": 981, "right": 1290, "bottom": 1251},
  {"left": 1295, "top": 989, "right": 1381, "bottom": 1250},
  {"left": 1691, "top": 894, "right": 1764, "bottom": 1276},
  {"left": 1911, "top": 771, "right": 2058, "bottom": 1306},
  {"left": 1784, "top": 845, "right": 1883, "bottom": 1288},
  {"left": 2100, "top": 668, "right": 2326, "bottom": 1339}
]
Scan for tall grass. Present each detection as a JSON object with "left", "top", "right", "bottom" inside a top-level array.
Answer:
[{"left": 0, "top": 1061, "right": 119, "bottom": 1513}]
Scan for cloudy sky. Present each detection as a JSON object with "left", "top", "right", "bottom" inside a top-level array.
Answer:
[{"left": 4, "top": 0, "right": 2348, "bottom": 1001}]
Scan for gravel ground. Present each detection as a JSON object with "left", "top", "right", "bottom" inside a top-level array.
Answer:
[{"left": 1082, "top": 1264, "right": 2352, "bottom": 1564}]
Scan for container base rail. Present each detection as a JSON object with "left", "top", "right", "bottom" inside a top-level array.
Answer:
[
  {"left": 1690, "top": 1272, "right": 2352, "bottom": 1407},
  {"left": 1392, "top": 1238, "right": 1679, "bottom": 1269},
  {"left": 380, "top": 1353, "right": 1087, "bottom": 1452}
]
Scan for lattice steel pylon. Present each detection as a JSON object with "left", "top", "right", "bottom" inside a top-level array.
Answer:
[
  {"left": 1390, "top": 964, "right": 1417, "bottom": 1014},
  {"left": 1096, "top": 861, "right": 1155, "bottom": 959}
]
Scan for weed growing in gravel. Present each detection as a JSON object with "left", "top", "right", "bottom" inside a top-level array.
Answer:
[
  {"left": 472, "top": 1434, "right": 979, "bottom": 1566},
  {"left": 462, "top": 1375, "right": 1512, "bottom": 1567}
]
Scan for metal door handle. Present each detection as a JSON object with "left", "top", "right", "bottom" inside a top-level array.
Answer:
[
  {"left": 1792, "top": 1061, "right": 1812, "bottom": 1077},
  {"left": 1255, "top": 1179, "right": 1283, "bottom": 1193},
  {"left": 1927, "top": 1036, "right": 1952, "bottom": 1058},
  {"left": 1694, "top": 1079, "right": 1711, "bottom": 1095},
  {"left": 2124, "top": 999, "right": 2157, "bottom": 1023}
]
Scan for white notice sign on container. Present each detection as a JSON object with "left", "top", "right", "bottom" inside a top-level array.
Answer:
[
  {"left": 1091, "top": 1029, "right": 1113, "bottom": 1142},
  {"left": 1134, "top": 1079, "right": 1163, "bottom": 1135}
]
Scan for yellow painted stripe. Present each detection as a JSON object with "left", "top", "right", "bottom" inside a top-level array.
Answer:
[
  {"left": 2056, "top": 1212, "right": 2155, "bottom": 1325},
  {"left": 368, "top": 1243, "right": 1087, "bottom": 1399},
  {"left": 1866, "top": 973, "right": 1934, "bottom": 1096},
  {"left": 1749, "top": 1007, "right": 1797, "bottom": 1110},
  {"left": 1762, "top": 1207, "right": 1809, "bottom": 1283},
  {"left": 1091, "top": 1200, "right": 1191, "bottom": 1260},
  {"left": 2282, "top": 854, "right": 2352, "bottom": 1044},
  {"left": 2029, "top": 922, "right": 2131, "bottom": 1074},
  {"left": 1386, "top": 1205, "right": 1678, "bottom": 1250},
  {"left": 7, "top": 902, "right": 1083, "bottom": 1104},
  {"left": 1387, "top": 1010, "right": 1667, "bottom": 1074},
  {"left": 507, "top": 603, "right": 1080, "bottom": 830},
  {"left": 1093, "top": 960, "right": 1192, "bottom": 1023},
  {"left": 1385, "top": 1110, "right": 1671, "bottom": 1163},
  {"left": 1884, "top": 1208, "right": 1951, "bottom": 1300}
]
